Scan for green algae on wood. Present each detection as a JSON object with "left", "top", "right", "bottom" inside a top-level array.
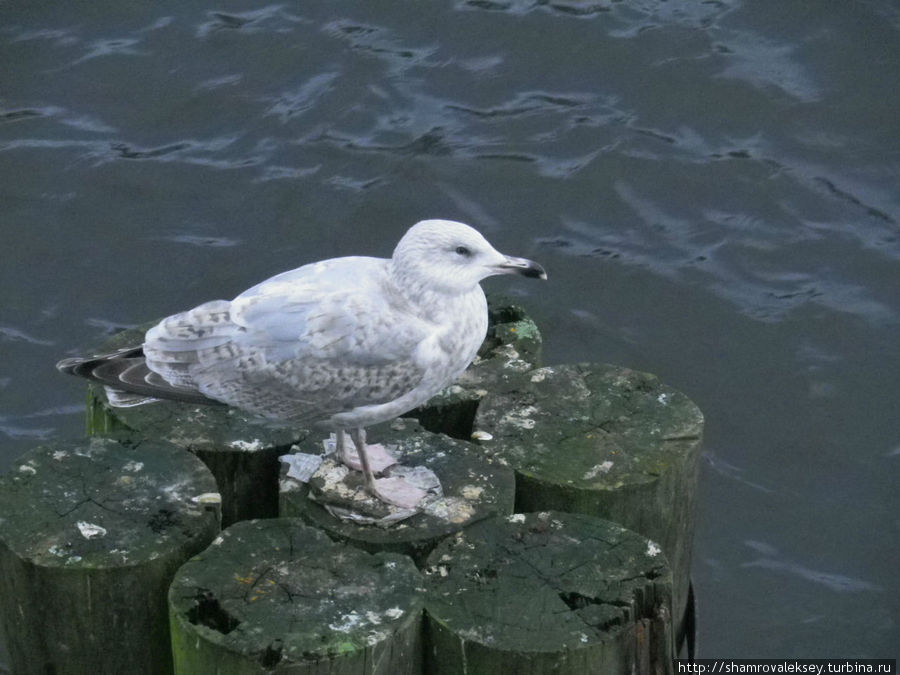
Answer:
[
  {"left": 423, "top": 511, "right": 674, "bottom": 674},
  {"left": 85, "top": 323, "right": 305, "bottom": 526},
  {"left": 168, "top": 518, "right": 423, "bottom": 674},
  {"left": 473, "top": 362, "right": 703, "bottom": 648},
  {"left": 0, "top": 437, "right": 220, "bottom": 675},
  {"left": 279, "top": 419, "right": 515, "bottom": 564}
]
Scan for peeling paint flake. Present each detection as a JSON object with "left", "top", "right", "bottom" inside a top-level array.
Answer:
[
  {"left": 228, "top": 438, "right": 264, "bottom": 451},
  {"left": 329, "top": 612, "right": 362, "bottom": 632},
  {"left": 582, "top": 461, "right": 614, "bottom": 480},
  {"left": 76, "top": 521, "right": 107, "bottom": 539}
]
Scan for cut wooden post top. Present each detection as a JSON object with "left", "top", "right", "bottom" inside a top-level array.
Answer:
[
  {"left": 474, "top": 362, "right": 704, "bottom": 490},
  {"left": 169, "top": 518, "right": 423, "bottom": 672},
  {"left": 0, "top": 437, "right": 220, "bottom": 568},
  {"left": 423, "top": 511, "right": 674, "bottom": 674}
]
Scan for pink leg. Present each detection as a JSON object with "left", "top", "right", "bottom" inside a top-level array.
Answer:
[
  {"left": 349, "top": 428, "right": 427, "bottom": 509},
  {"left": 336, "top": 429, "right": 397, "bottom": 473}
]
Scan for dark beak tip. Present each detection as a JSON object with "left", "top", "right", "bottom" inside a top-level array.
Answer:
[{"left": 528, "top": 263, "right": 548, "bottom": 280}]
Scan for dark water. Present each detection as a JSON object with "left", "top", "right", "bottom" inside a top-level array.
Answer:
[{"left": 2, "top": 0, "right": 898, "bottom": 660}]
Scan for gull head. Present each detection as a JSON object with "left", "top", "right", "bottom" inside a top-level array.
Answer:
[{"left": 391, "top": 219, "right": 547, "bottom": 295}]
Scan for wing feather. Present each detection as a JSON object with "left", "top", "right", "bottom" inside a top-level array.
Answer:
[{"left": 140, "top": 257, "right": 432, "bottom": 422}]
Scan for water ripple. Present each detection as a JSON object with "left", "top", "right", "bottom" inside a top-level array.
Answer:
[
  {"left": 266, "top": 72, "right": 341, "bottom": 122},
  {"left": 196, "top": 5, "right": 308, "bottom": 38},
  {"left": 742, "top": 541, "right": 882, "bottom": 593},
  {"left": 322, "top": 19, "right": 436, "bottom": 73},
  {"left": 0, "top": 326, "right": 54, "bottom": 346}
]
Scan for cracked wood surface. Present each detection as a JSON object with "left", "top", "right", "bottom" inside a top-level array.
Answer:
[
  {"left": 423, "top": 511, "right": 674, "bottom": 675},
  {"left": 168, "top": 518, "right": 423, "bottom": 674},
  {"left": 0, "top": 437, "right": 219, "bottom": 675},
  {"left": 473, "top": 362, "right": 703, "bottom": 646},
  {"left": 280, "top": 419, "right": 515, "bottom": 564}
]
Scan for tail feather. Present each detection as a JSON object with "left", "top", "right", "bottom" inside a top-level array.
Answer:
[{"left": 56, "top": 347, "right": 223, "bottom": 406}]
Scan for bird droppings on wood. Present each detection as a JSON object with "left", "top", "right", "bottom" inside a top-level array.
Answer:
[
  {"left": 0, "top": 437, "right": 220, "bottom": 675},
  {"left": 423, "top": 512, "right": 675, "bottom": 674},
  {"left": 168, "top": 519, "right": 423, "bottom": 673},
  {"left": 76, "top": 521, "right": 107, "bottom": 539},
  {"left": 474, "top": 361, "right": 703, "bottom": 650},
  {"left": 280, "top": 420, "right": 515, "bottom": 563},
  {"left": 227, "top": 439, "right": 265, "bottom": 452}
]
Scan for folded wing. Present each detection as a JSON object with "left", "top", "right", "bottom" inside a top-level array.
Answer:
[{"left": 141, "top": 257, "right": 431, "bottom": 423}]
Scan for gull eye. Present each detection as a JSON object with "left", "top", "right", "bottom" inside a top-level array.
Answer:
[{"left": 455, "top": 245, "right": 471, "bottom": 257}]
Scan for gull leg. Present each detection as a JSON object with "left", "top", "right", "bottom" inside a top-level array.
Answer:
[
  {"left": 350, "top": 427, "right": 426, "bottom": 509},
  {"left": 336, "top": 428, "right": 397, "bottom": 473}
]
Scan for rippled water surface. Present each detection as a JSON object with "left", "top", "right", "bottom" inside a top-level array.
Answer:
[{"left": 2, "top": 0, "right": 898, "bottom": 660}]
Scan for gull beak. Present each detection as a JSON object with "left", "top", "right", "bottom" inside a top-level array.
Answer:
[{"left": 495, "top": 255, "right": 548, "bottom": 280}]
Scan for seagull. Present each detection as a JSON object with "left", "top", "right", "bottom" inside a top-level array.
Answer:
[{"left": 58, "top": 219, "right": 546, "bottom": 508}]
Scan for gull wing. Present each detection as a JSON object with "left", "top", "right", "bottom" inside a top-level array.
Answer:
[{"left": 143, "top": 257, "right": 432, "bottom": 423}]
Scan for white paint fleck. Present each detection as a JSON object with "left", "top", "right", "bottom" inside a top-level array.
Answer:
[
  {"left": 582, "top": 461, "right": 614, "bottom": 480},
  {"left": 365, "top": 630, "right": 387, "bottom": 646},
  {"left": 191, "top": 492, "right": 222, "bottom": 505},
  {"left": 212, "top": 536, "right": 225, "bottom": 546},
  {"left": 228, "top": 439, "right": 264, "bottom": 451},
  {"left": 657, "top": 393, "right": 669, "bottom": 405},
  {"left": 507, "top": 514, "right": 526, "bottom": 523},
  {"left": 329, "top": 612, "right": 362, "bottom": 632},
  {"left": 52, "top": 450, "right": 69, "bottom": 461},
  {"left": 424, "top": 497, "right": 475, "bottom": 524},
  {"left": 18, "top": 464, "right": 36, "bottom": 475},
  {"left": 460, "top": 485, "right": 484, "bottom": 500},
  {"left": 530, "top": 369, "right": 548, "bottom": 383},
  {"left": 471, "top": 430, "right": 493, "bottom": 441},
  {"left": 122, "top": 460, "right": 144, "bottom": 472},
  {"left": 76, "top": 521, "right": 107, "bottom": 539},
  {"left": 384, "top": 607, "right": 403, "bottom": 620},
  {"left": 646, "top": 541, "right": 662, "bottom": 557}
]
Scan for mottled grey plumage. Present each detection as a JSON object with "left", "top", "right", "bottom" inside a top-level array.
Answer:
[{"left": 58, "top": 219, "right": 546, "bottom": 506}]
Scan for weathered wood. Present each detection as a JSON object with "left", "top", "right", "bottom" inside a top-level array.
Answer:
[
  {"left": 85, "top": 323, "right": 304, "bottom": 526},
  {"left": 280, "top": 419, "right": 516, "bottom": 564},
  {"left": 423, "top": 511, "right": 674, "bottom": 674},
  {"left": 473, "top": 362, "right": 703, "bottom": 647},
  {"left": 168, "top": 518, "right": 423, "bottom": 674},
  {"left": 0, "top": 437, "right": 220, "bottom": 675}
]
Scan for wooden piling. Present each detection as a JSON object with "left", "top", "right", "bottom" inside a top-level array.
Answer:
[
  {"left": 473, "top": 362, "right": 704, "bottom": 647},
  {"left": 279, "top": 419, "right": 516, "bottom": 564},
  {"left": 0, "top": 437, "right": 220, "bottom": 675},
  {"left": 423, "top": 511, "right": 674, "bottom": 674},
  {"left": 168, "top": 518, "right": 423, "bottom": 674}
]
